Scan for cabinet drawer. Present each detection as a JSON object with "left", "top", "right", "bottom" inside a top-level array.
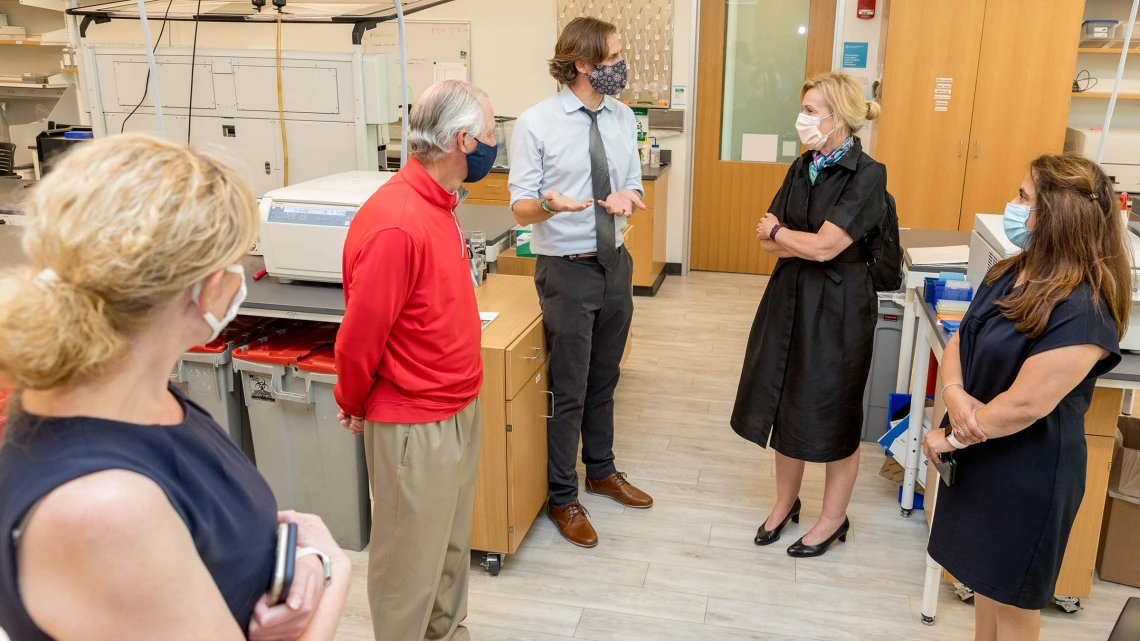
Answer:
[
  {"left": 465, "top": 177, "right": 511, "bottom": 203},
  {"left": 505, "top": 318, "right": 547, "bottom": 399}
]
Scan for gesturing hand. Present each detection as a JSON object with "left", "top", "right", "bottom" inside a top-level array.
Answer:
[
  {"left": 600, "top": 189, "right": 647, "bottom": 218},
  {"left": 337, "top": 410, "right": 364, "bottom": 435},
  {"left": 756, "top": 213, "right": 780, "bottom": 239},
  {"left": 542, "top": 190, "right": 593, "bottom": 213}
]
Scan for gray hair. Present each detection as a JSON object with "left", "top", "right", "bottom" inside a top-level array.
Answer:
[{"left": 407, "top": 80, "right": 489, "bottom": 163}]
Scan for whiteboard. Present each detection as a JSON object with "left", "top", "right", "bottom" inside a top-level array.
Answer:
[{"left": 362, "top": 21, "right": 471, "bottom": 114}]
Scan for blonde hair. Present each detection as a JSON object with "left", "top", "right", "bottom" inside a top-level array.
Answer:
[
  {"left": 801, "top": 71, "right": 881, "bottom": 136},
  {"left": 0, "top": 134, "right": 259, "bottom": 390}
]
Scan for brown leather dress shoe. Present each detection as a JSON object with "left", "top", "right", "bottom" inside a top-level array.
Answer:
[
  {"left": 548, "top": 500, "right": 598, "bottom": 548},
  {"left": 585, "top": 472, "right": 653, "bottom": 509}
]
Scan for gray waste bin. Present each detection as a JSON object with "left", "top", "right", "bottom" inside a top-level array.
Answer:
[
  {"left": 171, "top": 317, "right": 279, "bottom": 462},
  {"left": 234, "top": 324, "right": 370, "bottom": 551},
  {"left": 862, "top": 298, "right": 905, "bottom": 442}
]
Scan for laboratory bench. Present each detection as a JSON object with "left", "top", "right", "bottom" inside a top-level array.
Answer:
[
  {"left": 0, "top": 178, "right": 36, "bottom": 224},
  {"left": 903, "top": 293, "right": 1140, "bottom": 625},
  {"left": 0, "top": 223, "right": 551, "bottom": 573}
]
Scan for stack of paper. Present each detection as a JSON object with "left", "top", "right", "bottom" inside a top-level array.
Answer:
[{"left": 907, "top": 245, "right": 969, "bottom": 266}]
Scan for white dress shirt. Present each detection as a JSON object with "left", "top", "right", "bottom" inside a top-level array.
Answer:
[{"left": 508, "top": 87, "right": 643, "bottom": 257}]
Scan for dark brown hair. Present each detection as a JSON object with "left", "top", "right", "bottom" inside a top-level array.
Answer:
[
  {"left": 987, "top": 154, "right": 1132, "bottom": 340},
  {"left": 548, "top": 17, "right": 617, "bottom": 85}
]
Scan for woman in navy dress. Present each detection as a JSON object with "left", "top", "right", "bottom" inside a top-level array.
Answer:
[
  {"left": 0, "top": 135, "right": 350, "bottom": 641},
  {"left": 924, "top": 154, "right": 1131, "bottom": 641}
]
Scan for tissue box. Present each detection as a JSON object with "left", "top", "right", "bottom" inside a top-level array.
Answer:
[{"left": 515, "top": 226, "right": 535, "bottom": 258}]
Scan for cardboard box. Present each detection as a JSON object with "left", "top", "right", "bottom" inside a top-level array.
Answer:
[
  {"left": 1097, "top": 418, "right": 1140, "bottom": 588},
  {"left": 1098, "top": 496, "right": 1140, "bottom": 588},
  {"left": 879, "top": 457, "right": 924, "bottom": 496},
  {"left": 1111, "top": 417, "right": 1140, "bottom": 499}
]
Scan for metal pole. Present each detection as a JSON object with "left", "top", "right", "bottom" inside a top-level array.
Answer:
[
  {"left": 393, "top": 0, "right": 410, "bottom": 167},
  {"left": 1097, "top": 0, "right": 1140, "bottom": 163},
  {"left": 135, "top": 0, "right": 166, "bottom": 138}
]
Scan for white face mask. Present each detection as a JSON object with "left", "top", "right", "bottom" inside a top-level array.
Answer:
[
  {"left": 796, "top": 111, "right": 835, "bottom": 151},
  {"left": 191, "top": 264, "right": 247, "bottom": 343}
]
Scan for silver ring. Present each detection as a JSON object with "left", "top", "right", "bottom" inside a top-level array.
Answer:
[{"left": 954, "top": 429, "right": 964, "bottom": 436}]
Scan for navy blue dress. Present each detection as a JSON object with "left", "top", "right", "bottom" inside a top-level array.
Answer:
[
  {"left": 0, "top": 387, "right": 278, "bottom": 640},
  {"left": 928, "top": 269, "right": 1121, "bottom": 609}
]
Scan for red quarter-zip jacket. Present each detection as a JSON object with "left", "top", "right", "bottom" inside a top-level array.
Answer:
[{"left": 334, "top": 157, "right": 483, "bottom": 424}]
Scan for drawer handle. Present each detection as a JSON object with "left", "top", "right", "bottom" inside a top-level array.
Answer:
[
  {"left": 525, "top": 347, "right": 545, "bottom": 361},
  {"left": 544, "top": 391, "right": 555, "bottom": 419}
]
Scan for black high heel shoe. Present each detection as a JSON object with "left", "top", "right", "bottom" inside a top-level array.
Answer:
[
  {"left": 754, "top": 498, "right": 801, "bottom": 546},
  {"left": 787, "top": 517, "right": 850, "bottom": 558}
]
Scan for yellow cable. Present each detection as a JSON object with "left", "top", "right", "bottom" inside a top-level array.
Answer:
[{"left": 276, "top": 10, "right": 289, "bottom": 187}]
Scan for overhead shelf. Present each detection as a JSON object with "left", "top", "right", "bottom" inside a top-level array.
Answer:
[
  {"left": 1078, "top": 46, "right": 1140, "bottom": 53},
  {"left": 0, "top": 39, "right": 68, "bottom": 46},
  {"left": 1072, "top": 91, "right": 1140, "bottom": 99},
  {"left": 68, "top": 0, "right": 455, "bottom": 26}
]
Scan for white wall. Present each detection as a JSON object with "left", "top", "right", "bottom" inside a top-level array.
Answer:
[
  {"left": 838, "top": 0, "right": 885, "bottom": 157},
  {"left": 81, "top": 0, "right": 695, "bottom": 264}
]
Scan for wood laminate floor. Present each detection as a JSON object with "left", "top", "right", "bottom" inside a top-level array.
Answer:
[{"left": 334, "top": 271, "right": 1140, "bottom": 641}]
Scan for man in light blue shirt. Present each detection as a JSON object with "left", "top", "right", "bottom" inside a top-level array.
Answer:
[{"left": 509, "top": 16, "right": 653, "bottom": 549}]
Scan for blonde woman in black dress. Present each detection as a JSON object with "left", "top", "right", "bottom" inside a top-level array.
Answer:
[{"left": 733, "top": 71, "right": 885, "bottom": 557}]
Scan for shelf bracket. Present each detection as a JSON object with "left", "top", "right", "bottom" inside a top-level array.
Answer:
[{"left": 78, "top": 14, "right": 111, "bottom": 38}]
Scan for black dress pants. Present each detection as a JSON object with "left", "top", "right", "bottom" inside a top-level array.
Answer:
[{"left": 534, "top": 246, "right": 633, "bottom": 506}]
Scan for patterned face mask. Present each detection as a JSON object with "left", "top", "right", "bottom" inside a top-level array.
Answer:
[{"left": 588, "top": 59, "right": 628, "bottom": 96}]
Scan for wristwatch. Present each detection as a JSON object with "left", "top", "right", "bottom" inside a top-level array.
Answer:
[{"left": 296, "top": 547, "right": 332, "bottom": 587}]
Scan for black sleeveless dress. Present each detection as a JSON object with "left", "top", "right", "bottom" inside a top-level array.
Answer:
[
  {"left": 0, "top": 387, "right": 278, "bottom": 640},
  {"left": 928, "top": 270, "right": 1121, "bottom": 609}
]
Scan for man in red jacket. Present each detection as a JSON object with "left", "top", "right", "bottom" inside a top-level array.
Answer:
[{"left": 334, "top": 79, "right": 496, "bottom": 641}]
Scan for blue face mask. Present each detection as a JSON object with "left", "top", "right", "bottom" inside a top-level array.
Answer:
[
  {"left": 1003, "top": 202, "right": 1033, "bottom": 249},
  {"left": 463, "top": 136, "right": 498, "bottom": 184}
]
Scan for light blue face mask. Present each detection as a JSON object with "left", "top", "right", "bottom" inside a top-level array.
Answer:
[{"left": 1003, "top": 202, "right": 1034, "bottom": 250}]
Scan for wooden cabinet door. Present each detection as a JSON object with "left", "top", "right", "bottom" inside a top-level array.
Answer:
[
  {"left": 505, "top": 362, "right": 550, "bottom": 553},
  {"left": 875, "top": 0, "right": 987, "bottom": 230},
  {"left": 959, "top": 0, "right": 1085, "bottom": 230}
]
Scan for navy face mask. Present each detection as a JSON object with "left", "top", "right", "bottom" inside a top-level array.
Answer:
[{"left": 463, "top": 136, "right": 498, "bottom": 184}]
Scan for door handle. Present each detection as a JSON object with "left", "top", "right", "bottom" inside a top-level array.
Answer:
[
  {"left": 543, "top": 391, "right": 554, "bottom": 419},
  {"left": 959, "top": 141, "right": 963, "bottom": 157},
  {"left": 974, "top": 142, "right": 980, "bottom": 158},
  {"left": 525, "top": 347, "right": 545, "bottom": 361}
]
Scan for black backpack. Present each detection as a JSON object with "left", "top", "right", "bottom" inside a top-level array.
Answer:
[{"left": 865, "top": 191, "right": 903, "bottom": 292}]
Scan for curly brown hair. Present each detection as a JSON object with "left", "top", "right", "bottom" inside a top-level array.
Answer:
[{"left": 548, "top": 17, "right": 617, "bottom": 85}]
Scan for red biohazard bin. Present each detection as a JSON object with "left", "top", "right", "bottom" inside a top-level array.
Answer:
[
  {"left": 235, "top": 324, "right": 369, "bottom": 551},
  {"left": 169, "top": 316, "right": 285, "bottom": 462}
]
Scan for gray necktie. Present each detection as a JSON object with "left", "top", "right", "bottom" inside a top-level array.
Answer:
[{"left": 581, "top": 106, "right": 617, "bottom": 271}]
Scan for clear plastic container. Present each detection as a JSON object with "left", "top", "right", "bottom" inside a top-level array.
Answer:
[{"left": 1083, "top": 20, "right": 1119, "bottom": 40}]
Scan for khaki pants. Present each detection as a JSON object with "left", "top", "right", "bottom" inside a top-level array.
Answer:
[{"left": 364, "top": 399, "right": 482, "bottom": 641}]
